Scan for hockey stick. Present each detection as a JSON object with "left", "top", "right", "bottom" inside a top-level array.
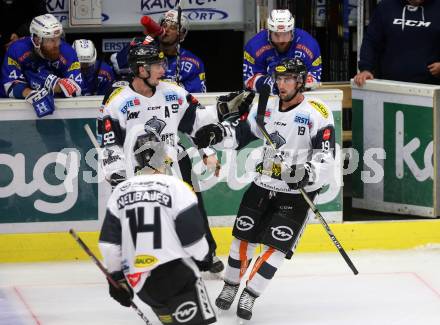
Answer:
[
  {"left": 255, "top": 85, "right": 358, "bottom": 275},
  {"left": 69, "top": 229, "right": 153, "bottom": 325},
  {"left": 84, "top": 123, "right": 101, "bottom": 156}
]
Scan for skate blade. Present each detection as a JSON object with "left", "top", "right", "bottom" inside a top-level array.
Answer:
[
  {"left": 236, "top": 316, "right": 250, "bottom": 325},
  {"left": 201, "top": 271, "right": 223, "bottom": 281},
  {"left": 216, "top": 307, "right": 227, "bottom": 316}
]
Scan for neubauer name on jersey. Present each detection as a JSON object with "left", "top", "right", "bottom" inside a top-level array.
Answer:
[{"left": 117, "top": 189, "right": 172, "bottom": 209}]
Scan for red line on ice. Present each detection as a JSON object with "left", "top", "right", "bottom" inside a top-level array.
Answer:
[{"left": 13, "top": 286, "right": 42, "bottom": 325}]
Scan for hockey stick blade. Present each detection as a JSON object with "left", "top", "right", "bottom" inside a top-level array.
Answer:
[
  {"left": 253, "top": 90, "right": 358, "bottom": 275},
  {"left": 68, "top": 229, "right": 153, "bottom": 324}
]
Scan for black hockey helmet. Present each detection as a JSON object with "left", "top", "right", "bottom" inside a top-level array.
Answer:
[
  {"left": 273, "top": 57, "right": 307, "bottom": 90},
  {"left": 134, "top": 129, "right": 171, "bottom": 173},
  {"left": 127, "top": 36, "right": 166, "bottom": 75}
]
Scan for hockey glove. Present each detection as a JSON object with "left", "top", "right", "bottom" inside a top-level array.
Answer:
[
  {"left": 58, "top": 78, "right": 81, "bottom": 97},
  {"left": 22, "top": 69, "right": 48, "bottom": 90},
  {"left": 284, "top": 163, "right": 312, "bottom": 190},
  {"left": 194, "top": 253, "right": 213, "bottom": 272},
  {"left": 305, "top": 73, "right": 319, "bottom": 90},
  {"left": 108, "top": 271, "right": 133, "bottom": 307},
  {"left": 25, "top": 88, "right": 55, "bottom": 118},
  {"left": 44, "top": 74, "right": 60, "bottom": 95},
  {"left": 217, "top": 90, "right": 255, "bottom": 122},
  {"left": 255, "top": 75, "right": 273, "bottom": 93},
  {"left": 193, "top": 123, "right": 225, "bottom": 149},
  {"left": 109, "top": 170, "right": 126, "bottom": 190}
]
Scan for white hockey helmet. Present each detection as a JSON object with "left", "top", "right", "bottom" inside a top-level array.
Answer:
[
  {"left": 267, "top": 9, "right": 295, "bottom": 33},
  {"left": 73, "top": 39, "right": 97, "bottom": 65},
  {"left": 30, "top": 14, "right": 63, "bottom": 48},
  {"left": 159, "top": 9, "right": 189, "bottom": 42}
]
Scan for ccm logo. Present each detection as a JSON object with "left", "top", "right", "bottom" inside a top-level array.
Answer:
[{"left": 393, "top": 19, "right": 431, "bottom": 27}]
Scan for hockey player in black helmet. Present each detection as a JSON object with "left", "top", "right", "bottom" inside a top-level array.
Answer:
[
  {"left": 272, "top": 57, "right": 307, "bottom": 99},
  {"left": 127, "top": 36, "right": 168, "bottom": 90},
  {"left": 194, "top": 57, "right": 335, "bottom": 322},
  {"left": 99, "top": 134, "right": 217, "bottom": 325}
]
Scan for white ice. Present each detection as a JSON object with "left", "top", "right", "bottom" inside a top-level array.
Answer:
[{"left": 1, "top": 248, "right": 440, "bottom": 325}]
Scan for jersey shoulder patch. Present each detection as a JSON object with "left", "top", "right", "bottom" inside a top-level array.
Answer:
[
  {"left": 105, "top": 87, "right": 125, "bottom": 105},
  {"left": 308, "top": 99, "right": 329, "bottom": 119}
]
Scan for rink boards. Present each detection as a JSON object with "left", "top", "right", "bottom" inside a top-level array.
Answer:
[{"left": 1, "top": 220, "right": 440, "bottom": 262}]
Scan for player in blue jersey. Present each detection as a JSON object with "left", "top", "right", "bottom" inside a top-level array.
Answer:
[
  {"left": 1, "top": 14, "right": 82, "bottom": 117},
  {"left": 73, "top": 39, "right": 115, "bottom": 96},
  {"left": 111, "top": 10, "right": 206, "bottom": 93},
  {"left": 157, "top": 10, "right": 206, "bottom": 93},
  {"left": 243, "top": 9, "right": 322, "bottom": 93}
]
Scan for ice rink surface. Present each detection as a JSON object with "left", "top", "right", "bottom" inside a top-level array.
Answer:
[{"left": 1, "top": 248, "right": 440, "bottom": 325}]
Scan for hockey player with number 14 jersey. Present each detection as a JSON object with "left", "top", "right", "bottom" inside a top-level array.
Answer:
[
  {"left": 195, "top": 58, "right": 335, "bottom": 322},
  {"left": 99, "top": 132, "right": 216, "bottom": 325}
]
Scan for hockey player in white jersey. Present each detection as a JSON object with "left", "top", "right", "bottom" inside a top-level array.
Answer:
[
  {"left": 98, "top": 37, "right": 232, "bottom": 273},
  {"left": 99, "top": 132, "right": 217, "bottom": 325},
  {"left": 194, "top": 58, "right": 335, "bottom": 321},
  {"left": 99, "top": 37, "right": 218, "bottom": 183}
]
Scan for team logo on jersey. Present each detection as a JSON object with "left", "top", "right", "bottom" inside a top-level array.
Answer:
[
  {"left": 236, "top": 216, "right": 254, "bottom": 231},
  {"left": 144, "top": 116, "right": 166, "bottom": 135},
  {"left": 268, "top": 131, "right": 286, "bottom": 149},
  {"left": 173, "top": 301, "right": 198, "bottom": 323},
  {"left": 134, "top": 255, "right": 158, "bottom": 268},
  {"left": 271, "top": 226, "right": 293, "bottom": 241},
  {"left": 308, "top": 100, "right": 329, "bottom": 119},
  {"left": 103, "top": 149, "right": 121, "bottom": 166}
]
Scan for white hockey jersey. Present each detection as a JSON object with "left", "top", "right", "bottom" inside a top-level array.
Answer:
[
  {"left": 98, "top": 81, "right": 217, "bottom": 179},
  {"left": 216, "top": 95, "right": 336, "bottom": 193},
  {"left": 99, "top": 173, "right": 209, "bottom": 290}
]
